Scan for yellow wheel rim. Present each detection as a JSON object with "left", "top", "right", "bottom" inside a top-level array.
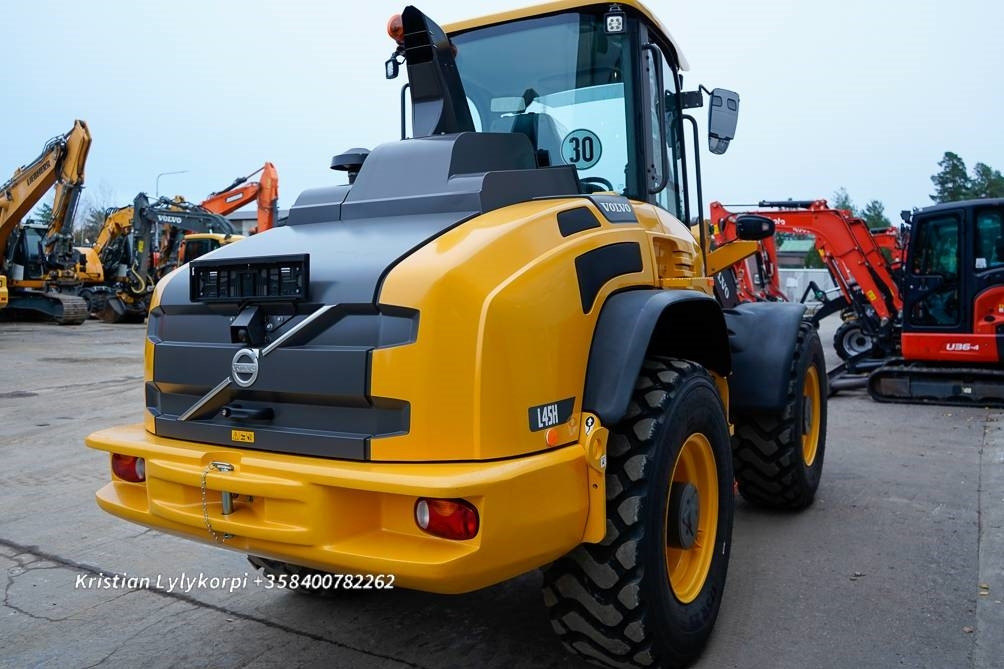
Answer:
[
  {"left": 802, "top": 366, "right": 822, "bottom": 467},
  {"left": 665, "top": 433, "right": 718, "bottom": 604}
]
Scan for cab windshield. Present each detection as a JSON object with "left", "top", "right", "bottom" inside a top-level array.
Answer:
[{"left": 452, "top": 12, "right": 638, "bottom": 197}]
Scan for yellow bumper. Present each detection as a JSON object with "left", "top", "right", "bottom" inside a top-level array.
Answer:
[{"left": 86, "top": 424, "right": 591, "bottom": 593}]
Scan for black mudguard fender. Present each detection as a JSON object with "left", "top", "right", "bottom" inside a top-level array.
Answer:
[
  {"left": 724, "top": 302, "right": 808, "bottom": 412},
  {"left": 583, "top": 289, "right": 731, "bottom": 424}
]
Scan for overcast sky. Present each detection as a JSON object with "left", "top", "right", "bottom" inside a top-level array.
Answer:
[{"left": 3, "top": 0, "right": 1002, "bottom": 223}]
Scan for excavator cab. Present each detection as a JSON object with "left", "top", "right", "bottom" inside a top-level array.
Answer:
[
  {"left": 4, "top": 224, "right": 42, "bottom": 282},
  {"left": 177, "top": 232, "right": 243, "bottom": 265},
  {"left": 902, "top": 199, "right": 1004, "bottom": 341}
]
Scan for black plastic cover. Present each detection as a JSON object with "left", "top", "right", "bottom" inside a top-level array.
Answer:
[
  {"left": 583, "top": 289, "right": 729, "bottom": 424},
  {"left": 724, "top": 301, "right": 807, "bottom": 412}
]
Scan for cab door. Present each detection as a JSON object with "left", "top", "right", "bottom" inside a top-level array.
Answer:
[{"left": 903, "top": 212, "right": 964, "bottom": 333}]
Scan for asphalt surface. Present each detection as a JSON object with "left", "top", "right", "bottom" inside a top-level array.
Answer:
[{"left": 1, "top": 318, "right": 1001, "bottom": 669}]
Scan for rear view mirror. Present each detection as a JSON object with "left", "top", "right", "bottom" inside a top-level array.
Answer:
[
  {"left": 735, "top": 214, "right": 774, "bottom": 240},
  {"left": 491, "top": 97, "right": 526, "bottom": 113},
  {"left": 708, "top": 88, "right": 739, "bottom": 155}
]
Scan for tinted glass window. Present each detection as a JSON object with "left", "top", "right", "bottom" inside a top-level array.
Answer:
[
  {"left": 910, "top": 214, "right": 960, "bottom": 326},
  {"left": 974, "top": 208, "right": 1004, "bottom": 270},
  {"left": 453, "top": 13, "right": 632, "bottom": 195}
]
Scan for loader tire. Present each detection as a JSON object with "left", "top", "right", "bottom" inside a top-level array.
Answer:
[
  {"left": 732, "top": 322, "right": 827, "bottom": 509},
  {"left": 833, "top": 319, "right": 873, "bottom": 360},
  {"left": 246, "top": 555, "right": 345, "bottom": 597},
  {"left": 543, "top": 358, "right": 733, "bottom": 668}
]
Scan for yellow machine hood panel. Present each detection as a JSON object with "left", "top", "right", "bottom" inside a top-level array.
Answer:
[{"left": 371, "top": 197, "right": 695, "bottom": 462}]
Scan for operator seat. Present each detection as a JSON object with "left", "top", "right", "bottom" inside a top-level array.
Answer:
[{"left": 491, "top": 112, "right": 566, "bottom": 167}]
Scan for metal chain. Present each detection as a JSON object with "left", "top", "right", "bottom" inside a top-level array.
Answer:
[{"left": 200, "top": 462, "right": 234, "bottom": 543}]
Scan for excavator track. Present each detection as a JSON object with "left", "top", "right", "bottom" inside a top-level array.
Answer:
[
  {"left": 868, "top": 359, "right": 1004, "bottom": 407},
  {"left": 3, "top": 290, "right": 89, "bottom": 325},
  {"left": 49, "top": 293, "right": 89, "bottom": 325}
]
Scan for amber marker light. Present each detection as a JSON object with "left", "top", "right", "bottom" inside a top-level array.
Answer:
[
  {"left": 387, "top": 14, "right": 404, "bottom": 44},
  {"left": 545, "top": 428, "right": 563, "bottom": 447}
]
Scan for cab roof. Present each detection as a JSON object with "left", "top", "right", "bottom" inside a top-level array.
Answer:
[
  {"left": 443, "top": 0, "right": 689, "bottom": 70},
  {"left": 918, "top": 198, "right": 1004, "bottom": 215}
]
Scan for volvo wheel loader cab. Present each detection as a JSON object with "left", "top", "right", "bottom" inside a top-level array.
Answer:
[{"left": 86, "top": 3, "right": 826, "bottom": 667}]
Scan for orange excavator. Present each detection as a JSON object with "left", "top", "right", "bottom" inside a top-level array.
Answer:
[
  {"left": 870, "top": 224, "right": 907, "bottom": 273},
  {"left": 156, "top": 162, "right": 278, "bottom": 277},
  {"left": 200, "top": 161, "right": 279, "bottom": 232},
  {"left": 717, "top": 198, "right": 1004, "bottom": 405},
  {"left": 712, "top": 200, "right": 904, "bottom": 362},
  {"left": 711, "top": 218, "right": 786, "bottom": 303}
]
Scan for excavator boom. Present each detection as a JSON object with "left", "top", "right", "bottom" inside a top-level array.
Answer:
[
  {"left": 0, "top": 120, "right": 91, "bottom": 261},
  {"left": 200, "top": 162, "right": 279, "bottom": 234},
  {"left": 753, "top": 199, "right": 902, "bottom": 320},
  {"left": 0, "top": 120, "right": 91, "bottom": 324}
]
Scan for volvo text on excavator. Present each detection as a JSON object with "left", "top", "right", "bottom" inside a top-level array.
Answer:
[{"left": 94, "top": 194, "right": 234, "bottom": 322}]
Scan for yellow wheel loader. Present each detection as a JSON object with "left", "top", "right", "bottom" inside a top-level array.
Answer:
[{"left": 87, "top": 3, "right": 827, "bottom": 666}]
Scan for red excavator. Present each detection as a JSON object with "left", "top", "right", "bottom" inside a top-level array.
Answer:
[
  {"left": 714, "top": 198, "right": 1004, "bottom": 406},
  {"left": 199, "top": 161, "right": 279, "bottom": 233},
  {"left": 712, "top": 200, "right": 902, "bottom": 361},
  {"left": 869, "top": 198, "right": 1004, "bottom": 405}
]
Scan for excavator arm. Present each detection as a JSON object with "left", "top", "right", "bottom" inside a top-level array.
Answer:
[
  {"left": 754, "top": 200, "right": 902, "bottom": 321},
  {"left": 92, "top": 206, "right": 134, "bottom": 262},
  {"left": 711, "top": 200, "right": 902, "bottom": 322},
  {"left": 0, "top": 120, "right": 91, "bottom": 261},
  {"left": 44, "top": 121, "right": 92, "bottom": 262},
  {"left": 200, "top": 162, "right": 279, "bottom": 234}
]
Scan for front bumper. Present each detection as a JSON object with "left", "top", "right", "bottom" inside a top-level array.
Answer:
[{"left": 86, "top": 424, "right": 591, "bottom": 593}]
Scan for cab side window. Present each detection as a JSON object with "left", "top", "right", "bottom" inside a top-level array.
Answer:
[
  {"left": 974, "top": 209, "right": 1004, "bottom": 270},
  {"left": 910, "top": 215, "right": 960, "bottom": 326}
]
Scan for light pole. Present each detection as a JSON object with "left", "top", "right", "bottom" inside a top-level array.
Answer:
[{"left": 155, "top": 170, "right": 188, "bottom": 198}]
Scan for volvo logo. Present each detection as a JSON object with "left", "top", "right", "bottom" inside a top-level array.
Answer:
[
  {"left": 231, "top": 348, "right": 260, "bottom": 387},
  {"left": 180, "top": 305, "right": 339, "bottom": 422}
]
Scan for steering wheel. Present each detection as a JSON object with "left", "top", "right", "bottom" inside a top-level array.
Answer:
[{"left": 580, "top": 176, "right": 614, "bottom": 193}]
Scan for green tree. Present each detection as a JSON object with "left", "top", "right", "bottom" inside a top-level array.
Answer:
[
  {"left": 930, "top": 151, "right": 971, "bottom": 203},
  {"left": 31, "top": 202, "right": 54, "bottom": 225},
  {"left": 804, "top": 247, "right": 824, "bottom": 269},
  {"left": 831, "top": 187, "right": 856, "bottom": 214},
  {"left": 74, "top": 206, "right": 106, "bottom": 245},
  {"left": 861, "top": 200, "right": 892, "bottom": 229},
  {"left": 969, "top": 162, "right": 1004, "bottom": 199},
  {"left": 73, "top": 181, "right": 116, "bottom": 245}
]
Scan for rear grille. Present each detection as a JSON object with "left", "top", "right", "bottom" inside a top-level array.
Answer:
[
  {"left": 190, "top": 254, "right": 309, "bottom": 303},
  {"left": 148, "top": 303, "right": 418, "bottom": 460}
]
